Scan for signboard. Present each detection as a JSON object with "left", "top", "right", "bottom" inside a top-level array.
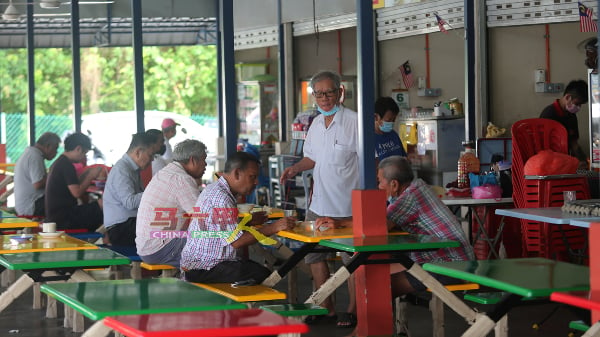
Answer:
[{"left": 392, "top": 91, "right": 410, "bottom": 109}]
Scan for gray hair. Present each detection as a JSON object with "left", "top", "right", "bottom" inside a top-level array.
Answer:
[
  {"left": 36, "top": 132, "right": 61, "bottom": 146},
  {"left": 172, "top": 139, "right": 207, "bottom": 163},
  {"left": 378, "top": 155, "right": 414, "bottom": 185},
  {"left": 309, "top": 70, "right": 341, "bottom": 91}
]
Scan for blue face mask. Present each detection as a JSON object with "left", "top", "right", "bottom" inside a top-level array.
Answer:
[
  {"left": 379, "top": 121, "right": 394, "bottom": 133},
  {"left": 318, "top": 105, "right": 340, "bottom": 117},
  {"left": 387, "top": 195, "right": 398, "bottom": 205}
]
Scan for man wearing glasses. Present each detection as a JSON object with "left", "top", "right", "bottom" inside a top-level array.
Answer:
[{"left": 280, "top": 70, "right": 359, "bottom": 327}]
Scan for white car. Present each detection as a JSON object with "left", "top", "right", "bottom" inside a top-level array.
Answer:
[{"left": 81, "top": 110, "right": 218, "bottom": 179}]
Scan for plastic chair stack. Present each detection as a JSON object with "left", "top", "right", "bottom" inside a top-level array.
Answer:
[{"left": 511, "top": 118, "right": 589, "bottom": 259}]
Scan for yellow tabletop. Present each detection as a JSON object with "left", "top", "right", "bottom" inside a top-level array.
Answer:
[
  {"left": 0, "top": 234, "right": 98, "bottom": 254},
  {"left": 193, "top": 283, "right": 287, "bottom": 302},
  {"left": 0, "top": 217, "right": 39, "bottom": 229},
  {"left": 277, "top": 221, "right": 406, "bottom": 243}
]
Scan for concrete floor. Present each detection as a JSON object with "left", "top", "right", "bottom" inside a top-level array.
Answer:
[{"left": 0, "top": 266, "right": 588, "bottom": 337}]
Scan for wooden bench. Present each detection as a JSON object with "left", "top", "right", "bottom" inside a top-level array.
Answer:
[
  {"left": 140, "top": 262, "right": 177, "bottom": 278},
  {"left": 395, "top": 282, "right": 480, "bottom": 337},
  {"left": 193, "top": 283, "right": 286, "bottom": 303}
]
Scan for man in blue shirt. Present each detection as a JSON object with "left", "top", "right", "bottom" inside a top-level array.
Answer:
[
  {"left": 374, "top": 96, "right": 407, "bottom": 164},
  {"left": 103, "top": 132, "right": 156, "bottom": 247}
]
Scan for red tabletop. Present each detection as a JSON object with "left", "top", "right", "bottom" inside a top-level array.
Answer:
[
  {"left": 551, "top": 290, "right": 600, "bottom": 311},
  {"left": 103, "top": 309, "right": 309, "bottom": 337}
]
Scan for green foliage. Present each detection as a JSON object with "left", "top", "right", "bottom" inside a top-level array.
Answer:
[{"left": 0, "top": 45, "right": 217, "bottom": 117}]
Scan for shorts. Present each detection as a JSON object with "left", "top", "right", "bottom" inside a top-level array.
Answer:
[{"left": 303, "top": 209, "right": 353, "bottom": 265}]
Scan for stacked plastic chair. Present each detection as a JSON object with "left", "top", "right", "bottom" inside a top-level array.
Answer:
[{"left": 511, "top": 118, "right": 589, "bottom": 259}]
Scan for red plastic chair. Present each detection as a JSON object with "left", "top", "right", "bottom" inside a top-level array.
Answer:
[{"left": 511, "top": 118, "right": 589, "bottom": 259}]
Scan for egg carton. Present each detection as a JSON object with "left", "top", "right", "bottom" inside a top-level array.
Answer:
[{"left": 561, "top": 199, "right": 600, "bottom": 216}]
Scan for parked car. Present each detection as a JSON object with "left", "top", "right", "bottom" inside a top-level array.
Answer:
[{"left": 81, "top": 111, "right": 218, "bottom": 180}]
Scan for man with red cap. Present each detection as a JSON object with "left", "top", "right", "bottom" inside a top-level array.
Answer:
[{"left": 161, "top": 118, "right": 179, "bottom": 163}]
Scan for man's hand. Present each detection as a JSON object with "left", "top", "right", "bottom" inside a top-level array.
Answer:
[
  {"left": 249, "top": 211, "right": 268, "bottom": 225},
  {"left": 315, "top": 217, "right": 349, "bottom": 230},
  {"left": 265, "top": 217, "right": 296, "bottom": 235},
  {"left": 279, "top": 166, "right": 298, "bottom": 184}
]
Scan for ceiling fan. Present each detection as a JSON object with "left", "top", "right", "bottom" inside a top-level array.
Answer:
[{"left": 2, "top": 0, "right": 114, "bottom": 20}]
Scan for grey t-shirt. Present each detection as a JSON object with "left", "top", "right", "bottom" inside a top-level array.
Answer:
[{"left": 14, "top": 146, "right": 46, "bottom": 215}]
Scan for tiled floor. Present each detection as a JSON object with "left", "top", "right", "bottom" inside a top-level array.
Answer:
[{"left": 0, "top": 267, "right": 588, "bottom": 337}]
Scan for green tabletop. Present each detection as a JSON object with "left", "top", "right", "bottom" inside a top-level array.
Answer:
[
  {"left": 40, "top": 278, "right": 247, "bottom": 320},
  {"left": 0, "top": 248, "right": 130, "bottom": 270},
  {"left": 423, "top": 258, "right": 589, "bottom": 298},
  {"left": 318, "top": 234, "right": 459, "bottom": 253}
]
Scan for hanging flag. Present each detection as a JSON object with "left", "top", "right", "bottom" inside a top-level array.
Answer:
[
  {"left": 399, "top": 61, "right": 414, "bottom": 89},
  {"left": 435, "top": 13, "right": 448, "bottom": 34},
  {"left": 579, "top": 2, "right": 598, "bottom": 32}
]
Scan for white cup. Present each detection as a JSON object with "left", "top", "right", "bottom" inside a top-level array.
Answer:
[
  {"left": 42, "top": 222, "right": 56, "bottom": 233},
  {"left": 563, "top": 191, "right": 577, "bottom": 203},
  {"left": 284, "top": 209, "right": 296, "bottom": 217}
]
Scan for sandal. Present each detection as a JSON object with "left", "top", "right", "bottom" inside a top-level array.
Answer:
[
  {"left": 304, "top": 314, "right": 337, "bottom": 325},
  {"left": 337, "top": 312, "right": 357, "bottom": 328}
]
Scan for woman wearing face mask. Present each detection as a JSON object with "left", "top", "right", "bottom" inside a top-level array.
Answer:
[
  {"left": 374, "top": 97, "right": 407, "bottom": 167},
  {"left": 539, "top": 79, "right": 589, "bottom": 167}
]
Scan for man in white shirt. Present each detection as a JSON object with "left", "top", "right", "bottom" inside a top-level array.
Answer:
[
  {"left": 280, "top": 70, "right": 359, "bottom": 326},
  {"left": 14, "top": 132, "right": 61, "bottom": 217}
]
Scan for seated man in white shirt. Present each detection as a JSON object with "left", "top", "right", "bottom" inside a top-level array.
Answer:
[
  {"left": 136, "top": 139, "right": 207, "bottom": 267},
  {"left": 14, "top": 132, "right": 61, "bottom": 217}
]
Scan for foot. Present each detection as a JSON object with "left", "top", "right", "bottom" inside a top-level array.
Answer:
[{"left": 336, "top": 312, "right": 357, "bottom": 328}]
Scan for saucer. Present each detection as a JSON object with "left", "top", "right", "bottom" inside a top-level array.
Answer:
[{"left": 38, "top": 231, "right": 64, "bottom": 238}]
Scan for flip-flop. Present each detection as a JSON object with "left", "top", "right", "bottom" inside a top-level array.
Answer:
[
  {"left": 304, "top": 314, "right": 337, "bottom": 325},
  {"left": 337, "top": 312, "right": 357, "bottom": 328}
]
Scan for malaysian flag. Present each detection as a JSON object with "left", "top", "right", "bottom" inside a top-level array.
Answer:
[
  {"left": 399, "top": 61, "right": 414, "bottom": 89},
  {"left": 579, "top": 2, "right": 598, "bottom": 32},
  {"left": 435, "top": 13, "right": 448, "bottom": 34}
]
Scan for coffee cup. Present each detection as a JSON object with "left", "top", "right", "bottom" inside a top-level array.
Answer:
[
  {"left": 563, "top": 191, "right": 576, "bottom": 203},
  {"left": 284, "top": 209, "right": 296, "bottom": 217},
  {"left": 42, "top": 222, "right": 56, "bottom": 233}
]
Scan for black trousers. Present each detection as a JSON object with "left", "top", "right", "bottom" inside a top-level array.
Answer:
[
  {"left": 107, "top": 217, "right": 137, "bottom": 247},
  {"left": 183, "top": 260, "right": 270, "bottom": 284}
]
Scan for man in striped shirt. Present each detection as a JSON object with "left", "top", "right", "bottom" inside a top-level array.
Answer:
[
  {"left": 378, "top": 155, "right": 474, "bottom": 295},
  {"left": 180, "top": 152, "right": 296, "bottom": 284}
]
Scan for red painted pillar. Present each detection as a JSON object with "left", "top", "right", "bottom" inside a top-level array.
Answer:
[
  {"left": 590, "top": 223, "right": 600, "bottom": 323},
  {"left": 352, "top": 189, "right": 393, "bottom": 336}
]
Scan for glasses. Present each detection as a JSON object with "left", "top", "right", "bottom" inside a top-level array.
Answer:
[{"left": 312, "top": 88, "right": 339, "bottom": 98}]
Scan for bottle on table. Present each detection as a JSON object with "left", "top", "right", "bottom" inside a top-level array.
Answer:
[{"left": 457, "top": 141, "right": 480, "bottom": 189}]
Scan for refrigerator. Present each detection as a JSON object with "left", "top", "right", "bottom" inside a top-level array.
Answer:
[
  {"left": 398, "top": 117, "right": 465, "bottom": 186},
  {"left": 237, "top": 81, "right": 279, "bottom": 145}
]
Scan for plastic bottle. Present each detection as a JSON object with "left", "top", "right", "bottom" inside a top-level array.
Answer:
[{"left": 457, "top": 141, "right": 480, "bottom": 189}]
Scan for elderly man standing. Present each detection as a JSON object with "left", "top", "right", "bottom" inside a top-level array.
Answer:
[
  {"left": 14, "top": 132, "right": 61, "bottom": 217},
  {"left": 103, "top": 132, "right": 156, "bottom": 247},
  {"left": 45, "top": 132, "right": 104, "bottom": 231},
  {"left": 181, "top": 152, "right": 295, "bottom": 283},
  {"left": 136, "top": 139, "right": 207, "bottom": 267},
  {"left": 280, "top": 70, "right": 359, "bottom": 325}
]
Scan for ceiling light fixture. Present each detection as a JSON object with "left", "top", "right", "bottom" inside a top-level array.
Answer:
[
  {"left": 2, "top": 1, "right": 21, "bottom": 20},
  {"left": 39, "top": 0, "right": 62, "bottom": 9}
]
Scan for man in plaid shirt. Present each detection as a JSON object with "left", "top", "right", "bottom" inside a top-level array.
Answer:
[
  {"left": 378, "top": 155, "right": 474, "bottom": 295},
  {"left": 180, "top": 152, "right": 296, "bottom": 284}
]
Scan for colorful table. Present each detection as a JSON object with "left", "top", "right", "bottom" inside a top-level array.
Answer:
[
  {"left": 423, "top": 258, "right": 590, "bottom": 336},
  {"left": 495, "top": 207, "right": 600, "bottom": 224},
  {"left": 41, "top": 278, "right": 247, "bottom": 336},
  {"left": 308, "top": 234, "right": 479, "bottom": 326},
  {"left": 0, "top": 248, "right": 130, "bottom": 314},
  {"left": 0, "top": 216, "right": 39, "bottom": 229},
  {"left": 103, "top": 309, "right": 309, "bottom": 337},
  {"left": 0, "top": 233, "right": 97, "bottom": 253},
  {"left": 551, "top": 291, "right": 600, "bottom": 337}
]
